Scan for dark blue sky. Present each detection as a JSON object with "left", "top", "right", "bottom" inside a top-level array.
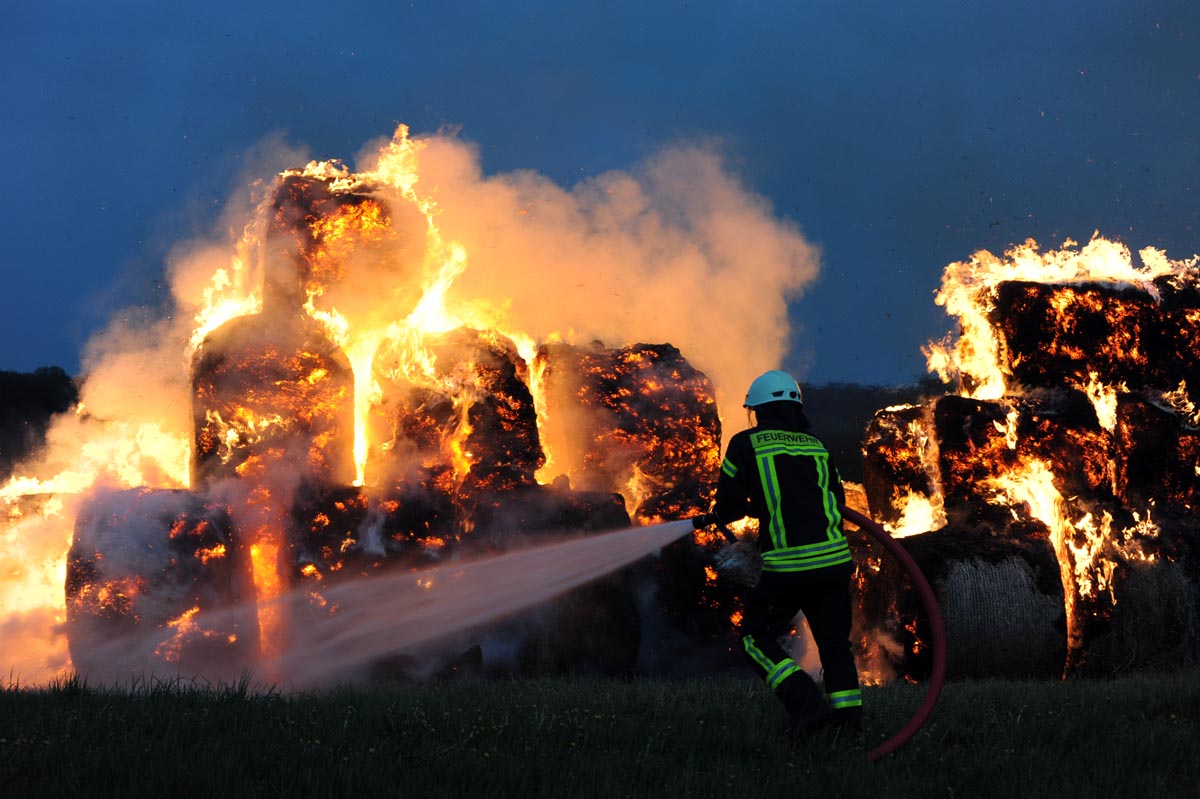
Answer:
[{"left": 4, "top": 0, "right": 1197, "bottom": 385}]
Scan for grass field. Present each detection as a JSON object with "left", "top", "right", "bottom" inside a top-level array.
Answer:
[{"left": 2, "top": 669, "right": 1198, "bottom": 798}]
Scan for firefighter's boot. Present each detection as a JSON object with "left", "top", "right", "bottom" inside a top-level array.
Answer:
[
  {"left": 826, "top": 706, "right": 863, "bottom": 744},
  {"left": 777, "top": 674, "right": 832, "bottom": 737}
]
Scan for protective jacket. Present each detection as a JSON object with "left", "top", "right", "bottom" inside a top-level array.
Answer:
[
  {"left": 713, "top": 402, "right": 862, "bottom": 733},
  {"left": 714, "top": 420, "right": 851, "bottom": 580}
]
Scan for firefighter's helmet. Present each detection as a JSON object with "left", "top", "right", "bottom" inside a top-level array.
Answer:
[{"left": 744, "top": 370, "right": 803, "bottom": 408}]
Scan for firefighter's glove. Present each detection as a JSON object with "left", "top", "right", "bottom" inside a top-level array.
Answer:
[
  {"left": 691, "top": 513, "right": 719, "bottom": 530},
  {"left": 713, "top": 540, "right": 763, "bottom": 588}
]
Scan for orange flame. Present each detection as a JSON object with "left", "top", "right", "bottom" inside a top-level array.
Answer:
[{"left": 925, "top": 235, "right": 1197, "bottom": 407}]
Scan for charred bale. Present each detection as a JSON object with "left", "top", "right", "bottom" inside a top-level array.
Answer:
[
  {"left": 192, "top": 313, "right": 355, "bottom": 490},
  {"left": 515, "top": 572, "right": 643, "bottom": 678},
  {"left": 1077, "top": 553, "right": 1198, "bottom": 677},
  {"left": 463, "top": 483, "right": 631, "bottom": 546},
  {"left": 1113, "top": 395, "right": 1200, "bottom": 509},
  {"left": 990, "top": 280, "right": 1200, "bottom": 393},
  {"left": 66, "top": 487, "right": 253, "bottom": 682},
  {"left": 265, "top": 172, "right": 427, "bottom": 319},
  {"left": 289, "top": 485, "right": 373, "bottom": 580},
  {"left": 862, "top": 403, "right": 937, "bottom": 526},
  {"left": 463, "top": 485, "right": 641, "bottom": 677},
  {"left": 368, "top": 327, "right": 544, "bottom": 501},
  {"left": 535, "top": 341, "right": 721, "bottom": 524}
]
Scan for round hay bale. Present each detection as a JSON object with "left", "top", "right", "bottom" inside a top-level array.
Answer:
[
  {"left": 1078, "top": 559, "right": 1198, "bottom": 676},
  {"left": 936, "top": 555, "right": 1067, "bottom": 678}
]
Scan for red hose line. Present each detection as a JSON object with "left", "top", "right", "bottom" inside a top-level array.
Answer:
[{"left": 839, "top": 505, "right": 947, "bottom": 761}]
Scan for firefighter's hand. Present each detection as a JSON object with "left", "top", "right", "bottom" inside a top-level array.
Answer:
[{"left": 691, "top": 513, "right": 719, "bottom": 530}]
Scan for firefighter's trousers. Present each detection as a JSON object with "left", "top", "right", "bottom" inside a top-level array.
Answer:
[{"left": 739, "top": 568, "right": 862, "bottom": 729}]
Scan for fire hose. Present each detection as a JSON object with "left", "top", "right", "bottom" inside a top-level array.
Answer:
[
  {"left": 702, "top": 506, "right": 946, "bottom": 761},
  {"left": 839, "top": 505, "right": 946, "bottom": 761}
]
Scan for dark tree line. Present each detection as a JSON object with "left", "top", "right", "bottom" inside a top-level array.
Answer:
[
  {"left": 0, "top": 367, "right": 78, "bottom": 479},
  {"left": 802, "top": 377, "right": 949, "bottom": 484}
]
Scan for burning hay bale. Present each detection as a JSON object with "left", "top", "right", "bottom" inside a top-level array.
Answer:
[
  {"left": 532, "top": 340, "right": 742, "bottom": 670},
  {"left": 266, "top": 172, "right": 427, "bottom": 321},
  {"left": 66, "top": 488, "right": 253, "bottom": 681},
  {"left": 861, "top": 246, "right": 1200, "bottom": 679},
  {"left": 865, "top": 391, "right": 1116, "bottom": 530},
  {"left": 861, "top": 390, "right": 1193, "bottom": 678},
  {"left": 861, "top": 403, "right": 939, "bottom": 531},
  {"left": 534, "top": 340, "right": 721, "bottom": 523},
  {"left": 991, "top": 279, "right": 1200, "bottom": 398},
  {"left": 192, "top": 313, "right": 356, "bottom": 490},
  {"left": 368, "top": 326, "right": 544, "bottom": 501},
  {"left": 1113, "top": 395, "right": 1200, "bottom": 508}
]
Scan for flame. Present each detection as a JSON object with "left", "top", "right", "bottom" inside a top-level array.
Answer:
[
  {"left": 154, "top": 606, "right": 202, "bottom": 663},
  {"left": 924, "top": 235, "right": 1196, "bottom": 399},
  {"left": 621, "top": 464, "right": 657, "bottom": 520},
  {"left": 1158, "top": 380, "right": 1200, "bottom": 427},
  {"left": 1084, "top": 371, "right": 1123, "bottom": 432},
  {"left": 528, "top": 351, "right": 558, "bottom": 483},
  {"left": 0, "top": 404, "right": 190, "bottom": 682},
  {"left": 870, "top": 411, "right": 948, "bottom": 537},
  {"left": 981, "top": 459, "right": 1082, "bottom": 654},
  {"left": 883, "top": 490, "right": 945, "bottom": 538},
  {"left": 981, "top": 456, "right": 1161, "bottom": 666},
  {"left": 248, "top": 534, "right": 286, "bottom": 662},
  {"left": 195, "top": 543, "right": 227, "bottom": 564}
]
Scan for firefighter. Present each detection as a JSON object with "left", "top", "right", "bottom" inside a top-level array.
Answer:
[{"left": 697, "top": 369, "right": 862, "bottom": 737}]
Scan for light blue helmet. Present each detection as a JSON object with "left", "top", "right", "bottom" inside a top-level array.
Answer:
[{"left": 744, "top": 370, "right": 803, "bottom": 408}]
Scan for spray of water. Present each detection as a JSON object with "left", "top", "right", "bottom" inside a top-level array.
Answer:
[
  {"left": 278, "top": 520, "right": 694, "bottom": 687},
  {"left": 72, "top": 520, "right": 695, "bottom": 689}
]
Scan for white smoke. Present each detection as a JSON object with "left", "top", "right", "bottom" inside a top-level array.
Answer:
[{"left": 365, "top": 130, "right": 821, "bottom": 430}]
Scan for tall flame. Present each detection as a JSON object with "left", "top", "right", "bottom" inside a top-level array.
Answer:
[{"left": 924, "top": 234, "right": 1196, "bottom": 407}]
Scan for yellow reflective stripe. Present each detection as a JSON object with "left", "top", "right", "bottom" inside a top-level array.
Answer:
[
  {"left": 828, "top": 689, "right": 862, "bottom": 708},
  {"left": 767, "top": 539, "right": 849, "bottom": 557},
  {"left": 742, "top": 635, "right": 774, "bottom": 673},
  {"left": 762, "top": 553, "right": 853, "bottom": 572},
  {"left": 757, "top": 453, "right": 786, "bottom": 549},
  {"left": 721, "top": 458, "right": 738, "bottom": 478},
  {"left": 761, "top": 539, "right": 852, "bottom": 572},
  {"left": 748, "top": 435, "right": 842, "bottom": 548},
  {"left": 814, "top": 454, "right": 843, "bottom": 541},
  {"left": 744, "top": 636, "right": 803, "bottom": 691},
  {"left": 752, "top": 444, "right": 828, "bottom": 457},
  {"left": 766, "top": 660, "right": 801, "bottom": 690}
]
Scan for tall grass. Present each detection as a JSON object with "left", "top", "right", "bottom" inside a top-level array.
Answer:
[{"left": 1, "top": 670, "right": 1198, "bottom": 798}]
